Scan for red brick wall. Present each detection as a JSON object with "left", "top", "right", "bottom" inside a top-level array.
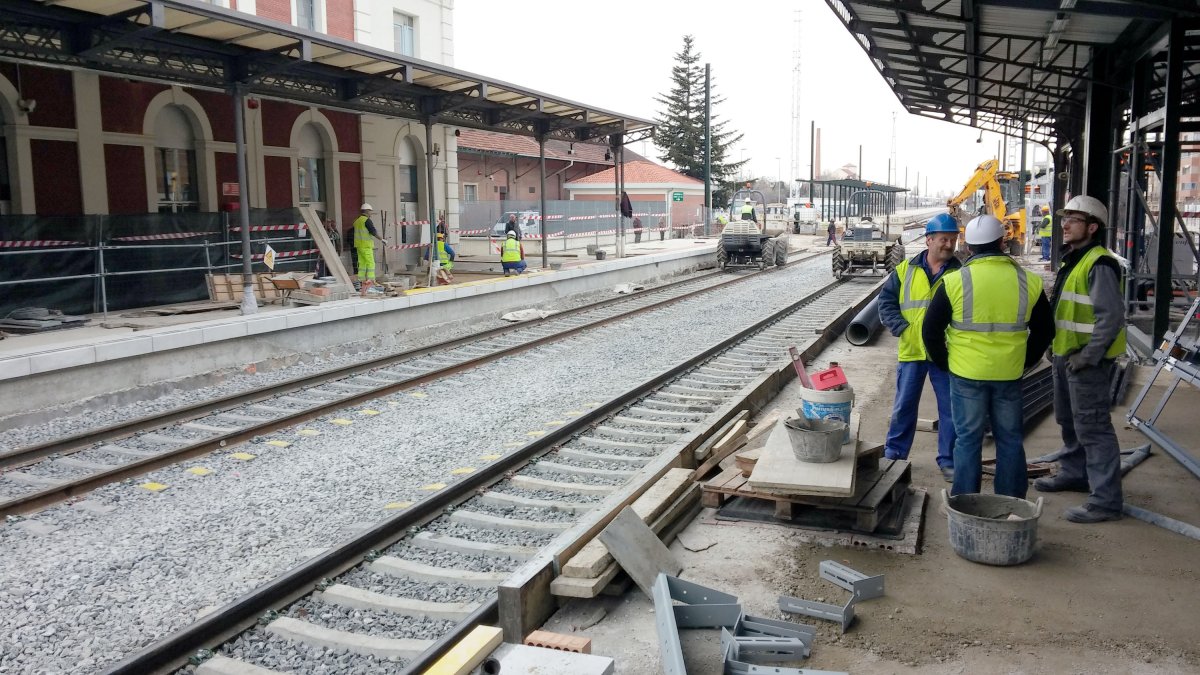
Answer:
[
  {"left": 99, "top": 77, "right": 168, "bottom": 134},
  {"left": 339, "top": 161, "right": 362, "bottom": 230},
  {"left": 32, "top": 140, "right": 82, "bottom": 215},
  {"left": 104, "top": 145, "right": 148, "bottom": 214},
  {"left": 256, "top": 0, "right": 290, "bottom": 24},
  {"left": 263, "top": 155, "right": 293, "bottom": 208},
  {"left": 325, "top": 109, "right": 360, "bottom": 153},
  {"left": 260, "top": 100, "right": 305, "bottom": 148},
  {"left": 327, "top": 0, "right": 354, "bottom": 39},
  {"left": 189, "top": 89, "right": 235, "bottom": 143},
  {"left": 0, "top": 64, "right": 76, "bottom": 129}
]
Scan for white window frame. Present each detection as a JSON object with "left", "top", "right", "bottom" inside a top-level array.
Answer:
[
  {"left": 463, "top": 183, "right": 478, "bottom": 203},
  {"left": 393, "top": 11, "right": 416, "bottom": 56},
  {"left": 291, "top": 0, "right": 325, "bottom": 33}
]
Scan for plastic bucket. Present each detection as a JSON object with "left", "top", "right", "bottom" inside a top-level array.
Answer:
[
  {"left": 783, "top": 416, "right": 845, "bottom": 463},
  {"left": 798, "top": 385, "right": 854, "bottom": 444},
  {"left": 942, "top": 490, "right": 1044, "bottom": 566},
  {"left": 595, "top": 250, "right": 607, "bottom": 260}
]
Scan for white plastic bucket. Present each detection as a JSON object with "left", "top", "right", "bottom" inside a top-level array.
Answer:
[{"left": 798, "top": 385, "right": 854, "bottom": 444}]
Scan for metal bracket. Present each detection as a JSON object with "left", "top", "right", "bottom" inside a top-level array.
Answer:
[
  {"left": 778, "top": 595, "right": 856, "bottom": 633},
  {"left": 818, "top": 560, "right": 885, "bottom": 601},
  {"left": 653, "top": 574, "right": 740, "bottom": 675},
  {"left": 721, "top": 635, "right": 848, "bottom": 675}
]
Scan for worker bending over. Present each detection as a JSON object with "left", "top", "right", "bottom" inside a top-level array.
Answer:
[
  {"left": 500, "top": 231, "right": 527, "bottom": 276},
  {"left": 435, "top": 233, "right": 454, "bottom": 285},
  {"left": 1037, "top": 195, "right": 1127, "bottom": 524},
  {"left": 877, "top": 213, "right": 962, "bottom": 482},
  {"left": 352, "top": 203, "right": 387, "bottom": 296},
  {"left": 923, "top": 215, "right": 1054, "bottom": 498}
]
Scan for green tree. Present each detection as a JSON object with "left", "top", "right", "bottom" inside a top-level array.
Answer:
[{"left": 653, "top": 35, "right": 745, "bottom": 207}]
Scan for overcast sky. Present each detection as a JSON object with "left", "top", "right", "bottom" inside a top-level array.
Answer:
[{"left": 453, "top": 0, "right": 1050, "bottom": 199}]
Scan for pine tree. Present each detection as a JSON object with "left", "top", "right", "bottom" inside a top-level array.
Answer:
[{"left": 653, "top": 35, "right": 745, "bottom": 206}]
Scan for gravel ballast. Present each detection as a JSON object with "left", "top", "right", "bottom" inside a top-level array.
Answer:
[{"left": 0, "top": 259, "right": 837, "bottom": 672}]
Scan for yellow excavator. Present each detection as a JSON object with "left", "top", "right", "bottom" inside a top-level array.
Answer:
[{"left": 946, "top": 159, "right": 1026, "bottom": 255}]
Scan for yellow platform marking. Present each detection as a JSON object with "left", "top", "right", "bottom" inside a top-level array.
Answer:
[
  {"left": 404, "top": 287, "right": 436, "bottom": 296},
  {"left": 384, "top": 501, "right": 414, "bottom": 510},
  {"left": 586, "top": 401, "right": 601, "bottom": 407},
  {"left": 409, "top": 392, "right": 428, "bottom": 399},
  {"left": 359, "top": 409, "right": 380, "bottom": 416},
  {"left": 424, "top": 624, "right": 503, "bottom": 675},
  {"left": 140, "top": 482, "right": 169, "bottom": 492},
  {"left": 420, "top": 482, "right": 447, "bottom": 491},
  {"left": 297, "top": 429, "right": 321, "bottom": 437},
  {"left": 331, "top": 418, "right": 353, "bottom": 426},
  {"left": 525, "top": 430, "right": 545, "bottom": 437},
  {"left": 479, "top": 454, "right": 502, "bottom": 461},
  {"left": 229, "top": 452, "right": 256, "bottom": 461},
  {"left": 185, "top": 467, "right": 212, "bottom": 477},
  {"left": 565, "top": 410, "right": 584, "bottom": 416},
  {"left": 544, "top": 420, "right": 565, "bottom": 427},
  {"left": 503, "top": 442, "right": 522, "bottom": 448},
  {"left": 266, "top": 440, "right": 291, "bottom": 448},
  {"left": 451, "top": 467, "right": 475, "bottom": 475}
]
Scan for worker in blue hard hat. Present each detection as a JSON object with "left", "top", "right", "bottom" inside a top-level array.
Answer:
[{"left": 876, "top": 212, "right": 963, "bottom": 482}]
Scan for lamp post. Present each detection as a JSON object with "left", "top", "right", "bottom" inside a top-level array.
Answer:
[{"left": 775, "top": 156, "right": 782, "bottom": 203}]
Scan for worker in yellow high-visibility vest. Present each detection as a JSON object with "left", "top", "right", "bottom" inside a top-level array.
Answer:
[
  {"left": 922, "top": 215, "right": 1055, "bottom": 498},
  {"left": 352, "top": 203, "right": 387, "bottom": 296},
  {"left": 435, "top": 233, "right": 454, "bottom": 285},
  {"left": 1035, "top": 195, "right": 1127, "bottom": 524},
  {"left": 499, "top": 231, "right": 526, "bottom": 276},
  {"left": 1039, "top": 214, "right": 1054, "bottom": 261}
]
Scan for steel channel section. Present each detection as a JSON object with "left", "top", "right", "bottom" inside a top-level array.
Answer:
[
  {"left": 653, "top": 574, "right": 689, "bottom": 675},
  {"left": 109, "top": 274, "right": 849, "bottom": 675},
  {"left": 818, "top": 561, "right": 884, "bottom": 602},
  {"left": 778, "top": 596, "right": 856, "bottom": 634},
  {"left": 1, "top": 258, "right": 824, "bottom": 518}
]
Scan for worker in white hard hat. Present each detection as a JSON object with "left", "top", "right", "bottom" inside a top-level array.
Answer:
[
  {"left": 922, "top": 214, "right": 1054, "bottom": 499},
  {"left": 739, "top": 197, "right": 757, "bottom": 224},
  {"left": 352, "top": 203, "right": 387, "bottom": 296},
  {"left": 499, "top": 230, "right": 527, "bottom": 276},
  {"left": 1035, "top": 195, "right": 1127, "bottom": 523}
]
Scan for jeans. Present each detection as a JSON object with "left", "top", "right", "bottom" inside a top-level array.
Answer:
[
  {"left": 884, "top": 361, "right": 956, "bottom": 468},
  {"left": 1052, "top": 356, "right": 1123, "bottom": 512},
  {"left": 826, "top": 233, "right": 836, "bottom": 246},
  {"left": 949, "top": 375, "right": 1028, "bottom": 498},
  {"left": 502, "top": 261, "right": 527, "bottom": 274},
  {"left": 1041, "top": 236, "right": 1051, "bottom": 260}
]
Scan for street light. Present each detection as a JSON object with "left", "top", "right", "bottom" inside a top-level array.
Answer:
[{"left": 775, "top": 156, "right": 782, "bottom": 203}]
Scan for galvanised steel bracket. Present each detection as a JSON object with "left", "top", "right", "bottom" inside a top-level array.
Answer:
[
  {"left": 721, "top": 633, "right": 848, "bottom": 675},
  {"left": 653, "top": 574, "right": 740, "bottom": 675},
  {"left": 778, "top": 595, "right": 856, "bottom": 634},
  {"left": 818, "top": 560, "right": 885, "bottom": 601}
]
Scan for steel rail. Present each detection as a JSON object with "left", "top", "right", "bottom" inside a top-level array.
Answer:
[
  {"left": 103, "top": 277, "right": 850, "bottom": 675},
  {"left": 0, "top": 252, "right": 824, "bottom": 518}
]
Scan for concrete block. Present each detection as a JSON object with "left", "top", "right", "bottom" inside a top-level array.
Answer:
[
  {"left": 380, "top": 296, "right": 410, "bottom": 312},
  {"left": 453, "top": 285, "right": 481, "bottom": 300},
  {"left": 285, "top": 310, "right": 324, "bottom": 329},
  {"left": 0, "top": 356, "right": 32, "bottom": 380},
  {"left": 353, "top": 302, "right": 384, "bottom": 317},
  {"left": 94, "top": 336, "right": 153, "bottom": 362},
  {"left": 318, "top": 584, "right": 479, "bottom": 621},
  {"left": 483, "top": 643, "right": 613, "bottom": 675},
  {"left": 201, "top": 322, "right": 248, "bottom": 343},
  {"left": 265, "top": 616, "right": 433, "bottom": 659},
  {"left": 320, "top": 303, "right": 357, "bottom": 322},
  {"left": 243, "top": 315, "right": 287, "bottom": 335},
  {"left": 151, "top": 329, "right": 203, "bottom": 352},
  {"left": 28, "top": 345, "right": 96, "bottom": 374},
  {"left": 407, "top": 292, "right": 436, "bottom": 307}
]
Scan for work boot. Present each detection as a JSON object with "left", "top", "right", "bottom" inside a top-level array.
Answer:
[
  {"left": 940, "top": 466, "right": 955, "bottom": 483},
  {"left": 1064, "top": 504, "right": 1122, "bottom": 524},
  {"left": 1033, "top": 475, "right": 1090, "bottom": 493}
]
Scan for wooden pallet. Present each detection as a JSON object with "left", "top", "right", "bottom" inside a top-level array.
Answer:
[
  {"left": 206, "top": 273, "right": 282, "bottom": 302},
  {"left": 702, "top": 458, "right": 911, "bottom": 533}
]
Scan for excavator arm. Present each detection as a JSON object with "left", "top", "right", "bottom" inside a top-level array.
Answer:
[
  {"left": 946, "top": 159, "right": 999, "bottom": 211},
  {"left": 946, "top": 158, "right": 1026, "bottom": 253}
]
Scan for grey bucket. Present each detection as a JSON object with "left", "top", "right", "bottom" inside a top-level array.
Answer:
[
  {"left": 942, "top": 489, "right": 1044, "bottom": 566},
  {"left": 783, "top": 416, "right": 845, "bottom": 463}
]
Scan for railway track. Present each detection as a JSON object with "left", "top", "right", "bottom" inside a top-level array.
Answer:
[
  {"left": 0, "top": 252, "right": 833, "bottom": 519},
  {"left": 100, "top": 276, "right": 881, "bottom": 675}
]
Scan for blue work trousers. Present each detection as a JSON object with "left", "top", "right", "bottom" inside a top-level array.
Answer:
[
  {"left": 1041, "top": 236, "right": 1052, "bottom": 260},
  {"left": 502, "top": 261, "right": 527, "bottom": 274},
  {"left": 884, "top": 360, "right": 955, "bottom": 469},
  {"left": 949, "top": 375, "right": 1028, "bottom": 499}
]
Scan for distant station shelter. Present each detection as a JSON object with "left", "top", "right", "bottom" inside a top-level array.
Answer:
[{"left": 813, "top": 179, "right": 907, "bottom": 222}]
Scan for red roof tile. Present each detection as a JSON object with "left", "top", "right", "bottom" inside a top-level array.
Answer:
[
  {"left": 566, "top": 159, "right": 702, "bottom": 186},
  {"left": 457, "top": 128, "right": 615, "bottom": 165}
]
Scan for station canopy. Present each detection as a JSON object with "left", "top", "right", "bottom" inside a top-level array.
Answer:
[
  {"left": 825, "top": 0, "right": 1200, "bottom": 144},
  {"left": 814, "top": 178, "right": 908, "bottom": 192},
  {"left": 0, "top": 0, "right": 653, "bottom": 143}
]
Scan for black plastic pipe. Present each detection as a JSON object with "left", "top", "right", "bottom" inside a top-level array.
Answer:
[{"left": 846, "top": 294, "right": 882, "bottom": 346}]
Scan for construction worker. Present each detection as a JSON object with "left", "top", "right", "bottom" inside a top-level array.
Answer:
[
  {"left": 1040, "top": 212, "right": 1054, "bottom": 261},
  {"left": 500, "top": 230, "right": 527, "bottom": 276},
  {"left": 922, "top": 215, "right": 1055, "bottom": 498},
  {"left": 877, "top": 213, "right": 962, "bottom": 482},
  {"left": 826, "top": 219, "right": 837, "bottom": 246},
  {"left": 740, "top": 198, "right": 757, "bottom": 223},
  {"left": 352, "top": 203, "right": 387, "bottom": 295},
  {"left": 1036, "top": 195, "right": 1127, "bottom": 523},
  {"left": 435, "top": 233, "right": 454, "bottom": 285}
]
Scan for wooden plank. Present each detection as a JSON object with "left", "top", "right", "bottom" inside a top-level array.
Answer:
[
  {"left": 747, "top": 419, "right": 857, "bottom": 496},
  {"left": 299, "top": 205, "right": 354, "bottom": 286},
  {"left": 597, "top": 506, "right": 681, "bottom": 599},
  {"left": 694, "top": 419, "right": 748, "bottom": 479},
  {"left": 417, "top": 624, "right": 503, "bottom": 675},
  {"left": 691, "top": 410, "right": 747, "bottom": 462},
  {"left": 735, "top": 447, "right": 760, "bottom": 476},
  {"left": 857, "top": 461, "right": 912, "bottom": 510},
  {"left": 743, "top": 412, "right": 780, "bottom": 445},
  {"left": 561, "top": 467, "right": 693, "bottom": 579}
]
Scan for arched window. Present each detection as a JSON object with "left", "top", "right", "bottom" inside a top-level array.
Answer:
[
  {"left": 0, "top": 117, "right": 10, "bottom": 215},
  {"left": 154, "top": 105, "right": 198, "bottom": 213},
  {"left": 296, "top": 123, "right": 326, "bottom": 207}
]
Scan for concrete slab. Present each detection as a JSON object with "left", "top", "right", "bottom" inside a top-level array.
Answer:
[
  {"left": 243, "top": 315, "right": 288, "bottom": 335},
  {"left": 201, "top": 322, "right": 248, "bottom": 343},
  {"left": 94, "top": 336, "right": 154, "bottom": 362},
  {"left": 265, "top": 616, "right": 433, "bottom": 660},
  {"left": 476, "top": 643, "right": 614, "bottom": 675},
  {"left": 150, "top": 329, "right": 203, "bottom": 352},
  {"left": 284, "top": 310, "right": 325, "bottom": 329},
  {"left": 28, "top": 346, "right": 96, "bottom": 374}
]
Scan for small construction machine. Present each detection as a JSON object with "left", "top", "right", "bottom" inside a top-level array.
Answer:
[
  {"left": 716, "top": 189, "right": 789, "bottom": 270},
  {"left": 831, "top": 216, "right": 905, "bottom": 279},
  {"left": 947, "top": 159, "right": 1027, "bottom": 255}
]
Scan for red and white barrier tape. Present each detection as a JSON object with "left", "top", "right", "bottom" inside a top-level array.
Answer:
[
  {"left": 111, "top": 231, "right": 221, "bottom": 241},
  {"left": 230, "top": 224, "right": 307, "bottom": 232},
  {"left": 0, "top": 240, "right": 85, "bottom": 248},
  {"left": 231, "top": 248, "right": 319, "bottom": 261}
]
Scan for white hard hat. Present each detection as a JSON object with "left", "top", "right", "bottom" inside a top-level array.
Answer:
[
  {"left": 744, "top": 198, "right": 752, "bottom": 204},
  {"left": 360, "top": 203, "right": 374, "bottom": 211},
  {"left": 1058, "top": 195, "right": 1108, "bottom": 228},
  {"left": 506, "top": 231, "right": 516, "bottom": 238},
  {"left": 964, "top": 214, "right": 1005, "bottom": 245}
]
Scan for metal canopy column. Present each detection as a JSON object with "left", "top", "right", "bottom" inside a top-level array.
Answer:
[
  {"left": 1154, "top": 20, "right": 1185, "bottom": 345},
  {"left": 232, "top": 86, "right": 256, "bottom": 315},
  {"left": 538, "top": 131, "right": 548, "bottom": 269},
  {"left": 1083, "top": 48, "right": 1114, "bottom": 202},
  {"left": 424, "top": 115, "right": 438, "bottom": 288}
]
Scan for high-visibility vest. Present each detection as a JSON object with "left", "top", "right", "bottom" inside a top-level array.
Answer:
[
  {"left": 437, "top": 240, "right": 452, "bottom": 269},
  {"left": 1039, "top": 216, "right": 1053, "bottom": 238},
  {"left": 740, "top": 204, "right": 755, "bottom": 219},
  {"left": 353, "top": 215, "right": 372, "bottom": 249},
  {"left": 894, "top": 258, "right": 935, "bottom": 362},
  {"left": 941, "top": 255, "right": 1043, "bottom": 381},
  {"left": 1052, "top": 245, "right": 1126, "bottom": 359},
  {"left": 501, "top": 238, "right": 522, "bottom": 262}
]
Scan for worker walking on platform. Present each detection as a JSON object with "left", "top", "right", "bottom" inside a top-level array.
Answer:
[
  {"left": 500, "top": 231, "right": 527, "bottom": 276},
  {"left": 352, "top": 203, "right": 387, "bottom": 296},
  {"left": 877, "top": 213, "right": 962, "bottom": 482},
  {"left": 923, "top": 215, "right": 1054, "bottom": 498},
  {"left": 826, "top": 220, "right": 837, "bottom": 246},
  {"left": 740, "top": 198, "right": 757, "bottom": 224},
  {"left": 1036, "top": 195, "right": 1127, "bottom": 523},
  {"left": 1040, "top": 212, "right": 1054, "bottom": 261}
]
